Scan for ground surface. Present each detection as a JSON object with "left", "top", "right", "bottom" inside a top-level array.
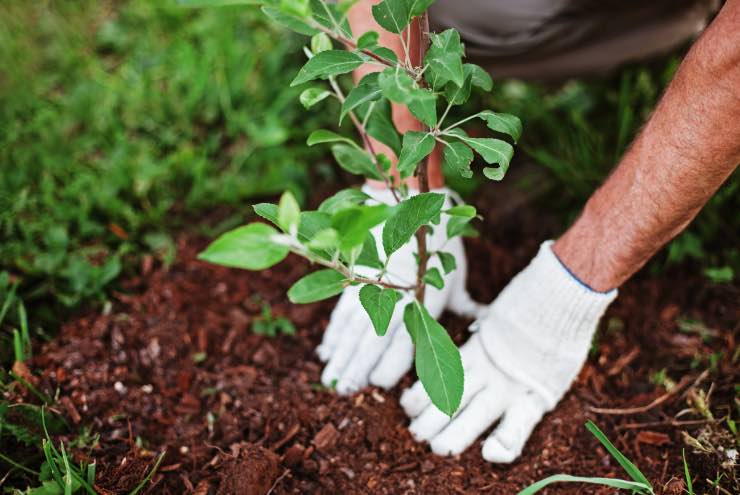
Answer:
[{"left": 29, "top": 185, "right": 738, "bottom": 494}]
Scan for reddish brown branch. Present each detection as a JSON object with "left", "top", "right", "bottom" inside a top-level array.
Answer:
[{"left": 413, "top": 12, "right": 432, "bottom": 303}]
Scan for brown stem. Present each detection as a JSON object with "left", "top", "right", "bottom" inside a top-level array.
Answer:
[
  {"left": 413, "top": 12, "right": 432, "bottom": 303},
  {"left": 298, "top": 246, "right": 414, "bottom": 291},
  {"left": 327, "top": 78, "right": 401, "bottom": 202}
]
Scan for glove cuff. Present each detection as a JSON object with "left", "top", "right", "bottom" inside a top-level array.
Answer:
[{"left": 479, "top": 240, "right": 617, "bottom": 409}]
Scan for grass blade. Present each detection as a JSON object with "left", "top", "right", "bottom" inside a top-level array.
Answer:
[
  {"left": 585, "top": 420, "right": 653, "bottom": 490},
  {"left": 13, "top": 329, "right": 24, "bottom": 362},
  {"left": 60, "top": 443, "right": 73, "bottom": 495},
  {"left": 128, "top": 451, "right": 166, "bottom": 495},
  {"left": 0, "top": 280, "right": 18, "bottom": 326},
  {"left": 19, "top": 301, "right": 31, "bottom": 359},
  {"left": 87, "top": 462, "right": 96, "bottom": 486},
  {"left": 517, "top": 474, "right": 652, "bottom": 495},
  {"left": 683, "top": 449, "right": 694, "bottom": 495},
  {"left": 42, "top": 439, "right": 65, "bottom": 490}
]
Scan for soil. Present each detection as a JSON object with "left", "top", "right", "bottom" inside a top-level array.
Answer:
[{"left": 26, "top": 183, "right": 739, "bottom": 494}]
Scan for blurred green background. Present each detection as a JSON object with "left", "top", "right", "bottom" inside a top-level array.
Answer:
[{"left": 0, "top": 0, "right": 737, "bottom": 359}]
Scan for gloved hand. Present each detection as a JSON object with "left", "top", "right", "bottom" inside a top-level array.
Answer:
[
  {"left": 401, "top": 241, "right": 617, "bottom": 462},
  {"left": 317, "top": 185, "right": 484, "bottom": 395}
]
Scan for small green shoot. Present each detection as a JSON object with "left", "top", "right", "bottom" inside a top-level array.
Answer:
[{"left": 252, "top": 303, "right": 296, "bottom": 338}]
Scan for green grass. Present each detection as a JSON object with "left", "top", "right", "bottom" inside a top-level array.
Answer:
[
  {"left": 0, "top": 0, "right": 334, "bottom": 336},
  {"left": 1, "top": 1, "right": 336, "bottom": 489}
]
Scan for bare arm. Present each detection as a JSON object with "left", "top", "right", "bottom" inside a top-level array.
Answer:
[
  {"left": 554, "top": 0, "right": 740, "bottom": 291},
  {"left": 347, "top": 0, "right": 444, "bottom": 188}
]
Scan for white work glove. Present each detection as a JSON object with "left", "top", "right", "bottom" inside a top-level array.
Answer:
[
  {"left": 317, "top": 185, "right": 484, "bottom": 395},
  {"left": 401, "top": 241, "right": 617, "bottom": 463}
]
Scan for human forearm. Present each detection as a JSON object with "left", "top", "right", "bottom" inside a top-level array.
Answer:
[
  {"left": 347, "top": 0, "right": 444, "bottom": 188},
  {"left": 554, "top": 0, "right": 740, "bottom": 291}
]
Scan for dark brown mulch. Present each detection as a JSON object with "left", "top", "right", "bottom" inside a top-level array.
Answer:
[{"left": 28, "top": 183, "right": 739, "bottom": 494}]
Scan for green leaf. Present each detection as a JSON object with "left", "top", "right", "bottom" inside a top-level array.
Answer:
[
  {"left": 408, "top": 98, "right": 437, "bottom": 127},
  {"left": 371, "top": 0, "right": 411, "bottom": 34},
  {"left": 446, "top": 129, "right": 513, "bottom": 180},
  {"left": 261, "top": 6, "right": 319, "bottom": 36},
  {"left": 442, "top": 141, "right": 474, "bottom": 179},
  {"left": 331, "top": 144, "right": 383, "bottom": 180},
  {"left": 425, "top": 30, "right": 464, "bottom": 88},
  {"left": 444, "top": 71, "right": 472, "bottom": 105},
  {"left": 516, "top": 475, "right": 653, "bottom": 495},
  {"left": 280, "top": 0, "right": 311, "bottom": 18},
  {"left": 368, "top": 46, "right": 398, "bottom": 64},
  {"left": 408, "top": 0, "right": 435, "bottom": 16},
  {"left": 310, "top": 0, "right": 352, "bottom": 38},
  {"left": 477, "top": 110, "right": 522, "bottom": 142},
  {"left": 291, "top": 50, "right": 364, "bottom": 86},
  {"left": 198, "top": 223, "right": 288, "bottom": 270},
  {"left": 362, "top": 99, "right": 402, "bottom": 156},
  {"left": 336, "top": 0, "right": 359, "bottom": 13},
  {"left": 310, "top": 32, "right": 332, "bottom": 54},
  {"left": 404, "top": 301, "right": 463, "bottom": 416},
  {"left": 288, "top": 269, "right": 346, "bottom": 303},
  {"left": 444, "top": 204, "right": 476, "bottom": 217},
  {"left": 465, "top": 63, "right": 492, "bottom": 91},
  {"left": 585, "top": 421, "right": 653, "bottom": 490},
  {"left": 437, "top": 251, "right": 456, "bottom": 274},
  {"left": 318, "top": 188, "right": 370, "bottom": 214},
  {"left": 357, "top": 31, "right": 379, "bottom": 49},
  {"left": 396, "top": 131, "right": 436, "bottom": 178},
  {"left": 340, "top": 73, "right": 382, "bottom": 123},
  {"left": 277, "top": 191, "right": 300, "bottom": 233},
  {"left": 359, "top": 285, "right": 403, "bottom": 336},
  {"left": 378, "top": 67, "right": 435, "bottom": 107},
  {"left": 382, "top": 192, "right": 445, "bottom": 256},
  {"left": 253, "top": 203, "right": 279, "bottom": 225},
  {"left": 377, "top": 153, "right": 393, "bottom": 172},
  {"left": 446, "top": 216, "right": 476, "bottom": 239},
  {"left": 423, "top": 267, "right": 444, "bottom": 289},
  {"left": 299, "top": 87, "right": 332, "bottom": 109},
  {"left": 254, "top": 203, "right": 333, "bottom": 245},
  {"left": 298, "top": 211, "right": 332, "bottom": 240},
  {"left": 306, "top": 228, "right": 339, "bottom": 250},
  {"left": 307, "top": 129, "right": 359, "bottom": 148},
  {"left": 356, "top": 232, "right": 384, "bottom": 269},
  {"left": 333, "top": 204, "right": 393, "bottom": 252}
]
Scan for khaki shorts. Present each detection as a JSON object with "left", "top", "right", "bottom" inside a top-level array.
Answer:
[{"left": 429, "top": 0, "right": 719, "bottom": 79}]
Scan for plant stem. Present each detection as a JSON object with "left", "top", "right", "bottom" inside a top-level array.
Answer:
[
  {"left": 289, "top": 242, "right": 414, "bottom": 291},
  {"left": 327, "top": 77, "right": 401, "bottom": 203},
  {"left": 312, "top": 23, "right": 417, "bottom": 78},
  {"left": 441, "top": 111, "right": 482, "bottom": 134},
  {"left": 413, "top": 12, "right": 432, "bottom": 303}
]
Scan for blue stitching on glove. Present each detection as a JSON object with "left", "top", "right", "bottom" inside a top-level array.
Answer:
[{"left": 550, "top": 247, "right": 616, "bottom": 295}]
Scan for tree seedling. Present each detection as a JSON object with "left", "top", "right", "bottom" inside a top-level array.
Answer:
[{"left": 193, "top": 0, "right": 521, "bottom": 416}]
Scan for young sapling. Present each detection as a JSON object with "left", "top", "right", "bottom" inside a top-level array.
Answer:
[{"left": 194, "top": 0, "right": 521, "bottom": 417}]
